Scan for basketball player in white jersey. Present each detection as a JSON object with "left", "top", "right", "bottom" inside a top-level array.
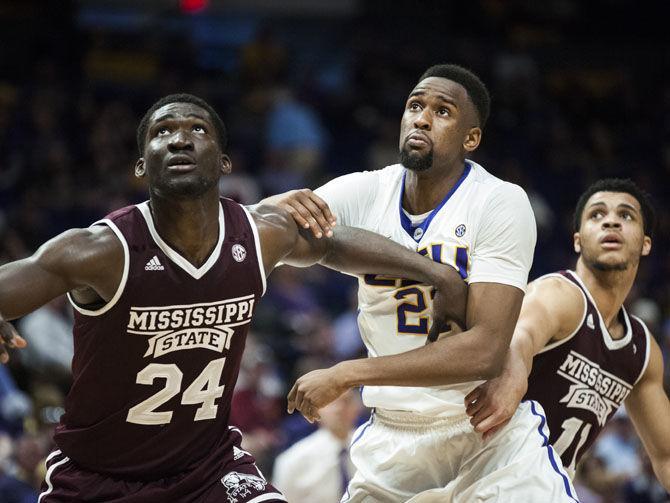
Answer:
[
  {"left": 464, "top": 179, "right": 670, "bottom": 490},
  {"left": 267, "top": 65, "right": 578, "bottom": 502}
]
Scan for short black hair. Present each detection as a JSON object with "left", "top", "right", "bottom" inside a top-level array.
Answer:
[
  {"left": 419, "top": 64, "right": 490, "bottom": 129},
  {"left": 573, "top": 178, "right": 656, "bottom": 237},
  {"left": 136, "top": 93, "right": 228, "bottom": 154}
]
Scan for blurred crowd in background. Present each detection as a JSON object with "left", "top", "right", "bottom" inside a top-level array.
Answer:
[{"left": 0, "top": 0, "right": 669, "bottom": 501}]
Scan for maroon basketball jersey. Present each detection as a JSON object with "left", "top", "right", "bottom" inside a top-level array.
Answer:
[
  {"left": 524, "top": 270, "right": 650, "bottom": 473},
  {"left": 56, "top": 198, "right": 266, "bottom": 480}
]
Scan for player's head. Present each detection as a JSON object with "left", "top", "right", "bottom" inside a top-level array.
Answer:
[
  {"left": 399, "top": 64, "right": 489, "bottom": 172},
  {"left": 573, "top": 178, "right": 654, "bottom": 272},
  {"left": 135, "top": 94, "right": 231, "bottom": 199}
]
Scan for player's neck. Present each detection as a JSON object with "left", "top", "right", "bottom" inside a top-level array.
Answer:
[
  {"left": 575, "top": 259, "right": 637, "bottom": 331},
  {"left": 149, "top": 190, "right": 221, "bottom": 267},
  {"left": 402, "top": 161, "right": 465, "bottom": 214}
]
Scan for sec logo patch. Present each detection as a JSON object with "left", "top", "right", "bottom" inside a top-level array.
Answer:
[
  {"left": 455, "top": 224, "right": 466, "bottom": 237},
  {"left": 232, "top": 244, "right": 247, "bottom": 262}
]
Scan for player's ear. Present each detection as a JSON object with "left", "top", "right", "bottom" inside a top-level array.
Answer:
[
  {"left": 220, "top": 154, "right": 232, "bottom": 175},
  {"left": 573, "top": 232, "right": 581, "bottom": 253},
  {"left": 135, "top": 158, "right": 146, "bottom": 178},
  {"left": 641, "top": 235, "right": 652, "bottom": 256},
  {"left": 463, "top": 127, "right": 481, "bottom": 153}
]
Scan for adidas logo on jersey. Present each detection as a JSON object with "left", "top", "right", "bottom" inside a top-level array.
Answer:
[{"left": 145, "top": 256, "right": 165, "bottom": 271}]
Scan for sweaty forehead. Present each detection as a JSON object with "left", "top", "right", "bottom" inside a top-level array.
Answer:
[
  {"left": 587, "top": 191, "right": 641, "bottom": 211},
  {"left": 149, "top": 102, "right": 212, "bottom": 124}
]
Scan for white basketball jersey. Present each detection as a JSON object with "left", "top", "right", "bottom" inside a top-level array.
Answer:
[{"left": 315, "top": 160, "right": 536, "bottom": 417}]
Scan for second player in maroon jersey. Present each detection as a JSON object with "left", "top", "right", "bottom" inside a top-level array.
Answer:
[{"left": 465, "top": 178, "right": 670, "bottom": 489}]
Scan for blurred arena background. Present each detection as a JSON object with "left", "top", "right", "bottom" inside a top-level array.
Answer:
[{"left": 0, "top": 0, "right": 669, "bottom": 501}]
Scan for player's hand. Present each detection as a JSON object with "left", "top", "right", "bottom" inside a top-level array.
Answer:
[
  {"left": 426, "top": 265, "right": 468, "bottom": 344},
  {"left": 287, "top": 365, "right": 349, "bottom": 423},
  {"left": 0, "top": 315, "right": 27, "bottom": 364},
  {"left": 463, "top": 369, "right": 527, "bottom": 440},
  {"left": 261, "top": 189, "right": 336, "bottom": 239}
]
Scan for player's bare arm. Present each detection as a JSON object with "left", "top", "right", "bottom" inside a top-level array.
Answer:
[
  {"left": 0, "top": 226, "right": 123, "bottom": 362},
  {"left": 258, "top": 189, "right": 336, "bottom": 239},
  {"left": 251, "top": 203, "right": 466, "bottom": 326},
  {"left": 625, "top": 336, "right": 670, "bottom": 490},
  {"left": 287, "top": 280, "right": 525, "bottom": 421},
  {"left": 464, "top": 276, "right": 585, "bottom": 436}
]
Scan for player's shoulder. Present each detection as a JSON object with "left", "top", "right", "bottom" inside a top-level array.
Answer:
[
  {"left": 530, "top": 272, "right": 583, "bottom": 298},
  {"left": 332, "top": 164, "right": 403, "bottom": 187},
  {"left": 45, "top": 225, "right": 120, "bottom": 255},
  {"left": 33, "top": 225, "right": 122, "bottom": 275},
  {"left": 527, "top": 272, "right": 586, "bottom": 320},
  {"left": 465, "top": 160, "right": 530, "bottom": 206},
  {"left": 248, "top": 203, "right": 293, "bottom": 228},
  {"left": 247, "top": 203, "right": 299, "bottom": 252}
]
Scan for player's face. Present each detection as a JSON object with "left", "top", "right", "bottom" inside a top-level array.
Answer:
[
  {"left": 574, "top": 191, "right": 651, "bottom": 272},
  {"left": 136, "top": 102, "right": 231, "bottom": 199},
  {"left": 399, "top": 77, "right": 481, "bottom": 172}
]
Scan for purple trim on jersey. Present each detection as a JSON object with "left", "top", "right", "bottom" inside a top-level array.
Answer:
[
  {"left": 349, "top": 411, "right": 374, "bottom": 448},
  {"left": 528, "top": 401, "right": 579, "bottom": 502},
  {"left": 342, "top": 410, "right": 375, "bottom": 502},
  {"left": 398, "top": 162, "right": 472, "bottom": 242},
  {"left": 455, "top": 247, "right": 468, "bottom": 279}
]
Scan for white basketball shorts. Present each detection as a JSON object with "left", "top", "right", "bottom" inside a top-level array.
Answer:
[{"left": 342, "top": 400, "right": 579, "bottom": 503}]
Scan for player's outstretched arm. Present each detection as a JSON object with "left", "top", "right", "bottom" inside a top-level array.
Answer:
[
  {"left": 252, "top": 204, "right": 467, "bottom": 327},
  {"left": 464, "top": 277, "right": 584, "bottom": 437},
  {"left": 256, "top": 189, "right": 336, "bottom": 239},
  {"left": 0, "top": 226, "right": 123, "bottom": 363},
  {"left": 625, "top": 337, "right": 670, "bottom": 490}
]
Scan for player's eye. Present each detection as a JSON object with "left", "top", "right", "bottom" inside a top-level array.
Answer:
[
  {"left": 409, "top": 101, "right": 422, "bottom": 111},
  {"left": 192, "top": 125, "right": 207, "bottom": 133},
  {"left": 590, "top": 210, "right": 604, "bottom": 219},
  {"left": 620, "top": 211, "right": 633, "bottom": 220},
  {"left": 438, "top": 108, "right": 450, "bottom": 116},
  {"left": 157, "top": 126, "right": 170, "bottom": 136}
]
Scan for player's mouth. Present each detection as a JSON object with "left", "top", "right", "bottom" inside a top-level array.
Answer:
[
  {"left": 406, "top": 131, "right": 432, "bottom": 149},
  {"left": 166, "top": 155, "right": 197, "bottom": 173},
  {"left": 600, "top": 233, "right": 623, "bottom": 250}
]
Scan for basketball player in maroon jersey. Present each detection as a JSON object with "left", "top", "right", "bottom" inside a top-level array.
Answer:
[
  {"left": 465, "top": 178, "right": 670, "bottom": 488},
  {"left": 0, "top": 94, "right": 468, "bottom": 503}
]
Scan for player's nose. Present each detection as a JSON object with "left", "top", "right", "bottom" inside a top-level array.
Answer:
[
  {"left": 413, "top": 109, "right": 432, "bottom": 130},
  {"left": 602, "top": 217, "right": 622, "bottom": 229},
  {"left": 168, "top": 129, "right": 194, "bottom": 150}
]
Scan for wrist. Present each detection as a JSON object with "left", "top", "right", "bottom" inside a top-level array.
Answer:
[{"left": 335, "top": 360, "right": 361, "bottom": 388}]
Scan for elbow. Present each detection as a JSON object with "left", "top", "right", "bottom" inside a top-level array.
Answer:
[
  {"left": 472, "top": 334, "right": 507, "bottom": 379},
  {"left": 477, "top": 357, "right": 505, "bottom": 380}
]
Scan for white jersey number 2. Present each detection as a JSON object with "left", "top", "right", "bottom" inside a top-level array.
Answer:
[{"left": 126, "top": 358, "right": 226, "bottom": 425}]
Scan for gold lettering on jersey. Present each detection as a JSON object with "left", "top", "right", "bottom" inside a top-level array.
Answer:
[
  {"left": 127, "top": 296, "right": 256, "bottom": 358},
  {"left": 557, "top": 351, "right": 633, "bottom": 426}
]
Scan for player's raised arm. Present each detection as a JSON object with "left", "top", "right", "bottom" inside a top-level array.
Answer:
[
  {"left": 0, "top": 226, "right": 124, "bottom": 362},
  {"left": 625, "top": 337, "right": 670, "bottom": 490},
  {"left": 464, "top": 276, "right": 585, "bottom": 437}
]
